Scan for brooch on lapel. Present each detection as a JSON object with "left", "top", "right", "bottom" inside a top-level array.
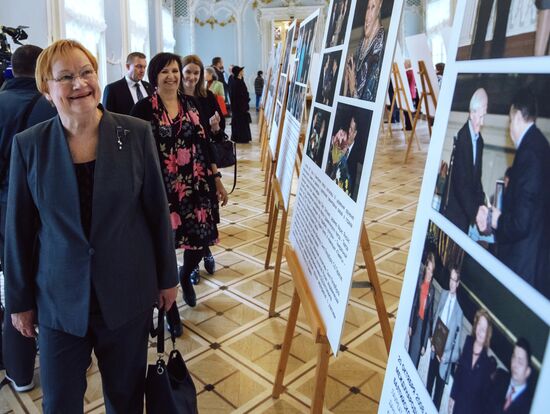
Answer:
[{"left": 116, "top": 126, "right": 130, "bottom": 150}]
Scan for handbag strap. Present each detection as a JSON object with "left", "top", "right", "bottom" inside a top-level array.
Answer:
[
  {"left": 227, "top": 144, "right": 237, "bottom": 194},
  {"left": 152, "top": 306, "right": 177, "bottom": 356}
]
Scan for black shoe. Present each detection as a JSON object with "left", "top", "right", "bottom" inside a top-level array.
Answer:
[
  {"left": 204, "top": 254, "right": 215, "bottom": 275},
  {"left": 190, "top": 266, "right": 201, "bottom": 285},
  {"left": 179, "top": 266, "right": 197, "bottom": 307}
]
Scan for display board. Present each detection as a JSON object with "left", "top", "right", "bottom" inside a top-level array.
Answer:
[
  {"left": 268, "top": 23, "right": 296, "bottom": 157},
  {"left": 288, "top": 0, "right": 404, "bottom": 353},
  {"left": 275, "top": 11, "right": 319, "bottom": 209},
  {"left": 380, "top": 1, "right": 550, "bottom": 412},
  {"left": 264, "top": 42, "right": 282, "bottom": 143}
]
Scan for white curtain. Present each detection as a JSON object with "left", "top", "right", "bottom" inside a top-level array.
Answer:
[
  {"left": 162, "top": 6, "right": 176, "bottom": 52},
  {"left": 64, "top": 0, "right": 107, "bottom": 88},
  {"left": 426, "top": 0, "right": 454, "bottom": 64},
  {"left": 128, "top": 0, "right": 150, "bottom": 58}
]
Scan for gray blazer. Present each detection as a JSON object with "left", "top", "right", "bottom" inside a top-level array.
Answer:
[
  {"left": 432, "top": 290, "right": 463, "bottom": 381},
  {"left": 4, "top": 110, "right": 178, "bottom": 337}
]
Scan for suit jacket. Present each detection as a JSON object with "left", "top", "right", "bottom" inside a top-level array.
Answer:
[
  {"left": 443, "top": 121, "right": 485, "bottom": 233},
  {"left": 484, "top": 369, "right": 533, "bottom": 414},
  {"left": 4, "top": 110, "right": 178, "bottom": 337},
  {"left": 409, "top": 268, "right": 436, "bottom": 351},
  {"left": 450, "top": 335, "right": 492, "bottom": 414},
  {"left": 431, "top": 290, "right": 463, "bottom": 381},
  {"left": 496, "top": 125, "right": 550, "bottom": 296},
  {"left": 102, "top": 78, "right": 153, "bottom": 115}
]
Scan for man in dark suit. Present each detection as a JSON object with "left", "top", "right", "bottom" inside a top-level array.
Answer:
[
  {"left": 408, "top": 252, "right": 436, "bottom": 368},
  {"left": 470, "top": 0, "right": 513, "bottom": 59},
  {"left": 102, "top": 52, "right": 152, "bottom": 115},
  {"left": 0, "top": 44, "right": 57, "bottom": 392},
  {"left": 485, "top": 338, "right": 534, "bottom": 413},
  {"left": 426, "top": 267, "right": 464, "bottom": 410},
  {"left": 442, "top": 88, "right": 487, "bottom": 234},
  {"left": 478, "top": 88, "right": 550, "bottom": 298}
]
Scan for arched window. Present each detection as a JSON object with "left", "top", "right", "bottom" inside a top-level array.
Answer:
[{"left": 127, "top": 0, "right": 150, "bottom": 58}]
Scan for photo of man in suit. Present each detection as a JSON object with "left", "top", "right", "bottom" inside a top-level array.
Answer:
[
  {"left": 485, "top": 338, "right": 534, "bottom": 414},
  {"left": 408, "top": 251, "right": 436, "bottom": 368},
  {"left": 477, "top": 88, "right": 550, "bottom": 298},
  {"left": 102, "top": 52, "right": 152, "bottom": 115},
  {"left": 426, "top": 266, "right": 464, "bottom": 410},
  {"left": 442, "top": 88, "right": 487, "bottom": 234}
]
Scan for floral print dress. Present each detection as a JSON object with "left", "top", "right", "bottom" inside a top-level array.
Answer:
[{"left": 148, "top": 92, "right": 219, "bottom": 250}]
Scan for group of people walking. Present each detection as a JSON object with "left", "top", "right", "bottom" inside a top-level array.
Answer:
[{"left": 0, "top": 39, "right": 258, "bottom": 413}]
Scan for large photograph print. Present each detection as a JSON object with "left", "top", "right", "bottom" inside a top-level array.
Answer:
[
  {"left": 325, "top": 0, "right": 352, "bottom": 48},
  {"left": 340, "top": 0, "right": 394, "bottom": 102},
  {"left": 325, "top": 103, "right": 372, "bottom": 202},
  {"left": 457, "top": 0, "right": 550, "bottom": 60},
  {"left": 434, "top": 73, "right": 550, "bottom": 300},
  {"left": 407, "top": 221, "right": 548, "bottom": 414}
]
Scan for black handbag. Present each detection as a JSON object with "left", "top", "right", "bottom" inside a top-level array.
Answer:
[
  {"left": 145, "top": 307, "right": 198, "bottom": 414},
  {"left": 211, "top": 133, "right": 237, "bottom": 194}
]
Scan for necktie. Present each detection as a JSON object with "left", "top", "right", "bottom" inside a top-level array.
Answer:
[
  {"left": 503, "top": 385, "right": 515, "bottom": 411},
  {"left": 135, "top": 83, "right": 144, "bottom": 101}
]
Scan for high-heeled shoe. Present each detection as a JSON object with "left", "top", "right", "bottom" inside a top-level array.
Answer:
[
  {"left": 204, "top": 253, "right": 215, "bottom": 275},
  {"left": 179, "top": 266, "right": 197, "bottom": 307}
]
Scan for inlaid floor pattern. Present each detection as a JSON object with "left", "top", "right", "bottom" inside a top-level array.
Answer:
[{"left": 0, "top": 114, "right": 429, "bottom": 413}]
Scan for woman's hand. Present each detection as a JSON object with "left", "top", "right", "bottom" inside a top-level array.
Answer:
[
  {"left": 209, "top": 111, "right": 221, "bottom": 133},
  {"left": 215, "top": 178, "right": 228, "bottom": 206},
  {"left": 12, "top": 310, "right": 37, "bottom": 338},
  {"left": 159, "top": 286, "right": 178, "bottom": 311}
]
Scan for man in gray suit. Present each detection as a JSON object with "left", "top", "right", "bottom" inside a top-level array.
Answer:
[{"left": 426, "top": 266, "right": 464, "bottom": 410}]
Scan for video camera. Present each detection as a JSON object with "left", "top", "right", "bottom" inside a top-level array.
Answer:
[{"left": 0, "top": 25, "right": 29, "bottom": 87}]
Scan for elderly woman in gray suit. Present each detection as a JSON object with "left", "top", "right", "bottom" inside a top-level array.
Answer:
[{"left": 4, "top": 39, "right": 178, "bottom": 413}]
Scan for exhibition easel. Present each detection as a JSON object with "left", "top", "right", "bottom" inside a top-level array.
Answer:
[
  {"left": 404, "top": 60, "right": 437, "bottom": 163},
  {"left": 257, "top": 67, "right": 272, "bottom": 170},
  {"left": 272, "top": 225, "right": 393, "bottom": 412},
  {"left": 260, "top": 63, "right": 284, "bottom": 177},
  {"left": 388, "top": 63, "right": 420, "bottom": 151}
]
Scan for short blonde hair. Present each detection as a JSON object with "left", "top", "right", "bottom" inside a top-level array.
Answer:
[{"left": 35, "top": 39, "right": 98, "bottom": 94}]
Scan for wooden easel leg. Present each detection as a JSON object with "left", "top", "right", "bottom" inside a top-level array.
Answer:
[
  {"left": 265, "top": 200, "right": 279, "bottom": 269},
  {"left": 265, "top": 162, "right": 274, "bottom": 212},
  {"left": 269, "top": 208, "right": 288, "bottom": 316},
  {"left": 360, "top": 225, "right": 393, "bottom": 354},
  {"left": 272, "top": 289, "right": 301, "bottom": 398},
  {"left": 311, "top": 341, "right": 330, "bottom": 414},
  {"left": 263, "top": 154, "right": 272, "bottom": 196},
  {"left": 404, "top": 101, "right": 422, "bottom": 164}
]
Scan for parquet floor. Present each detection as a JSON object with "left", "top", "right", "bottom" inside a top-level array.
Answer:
[{"left": 0, "top": 113, "right": 429, "bottom": 413}]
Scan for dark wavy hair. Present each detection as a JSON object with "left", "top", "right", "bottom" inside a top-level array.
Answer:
[{"left": 147, "top": 52, "right": 182, "bottom": 90}]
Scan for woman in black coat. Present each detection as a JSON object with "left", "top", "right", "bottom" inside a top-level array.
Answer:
[{"left": 229, "top": 66, "right": 252, "bottom": 143}]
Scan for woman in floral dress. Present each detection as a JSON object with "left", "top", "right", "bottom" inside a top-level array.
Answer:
[{"left": 131, "top": 52, "right": 228, "bottom": 336}]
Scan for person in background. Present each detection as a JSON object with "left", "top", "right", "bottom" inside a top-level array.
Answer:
[
  {"left": 0, "top": 44, "right": 57, "bottom": 393},
  {"left": 426, "top": 266, "right": 464, "bottom": 410},
  {"left": 449, "top": 309, "right": 493, "bottom": 414},
  {"left": 205, "top": 66, "right": 227, "bottom": 117},
  {"left": 102, "top": 52, "right": 152, "bottom": 115},
  {"left": 254, "top": 70, "right": 264, "bottom": 112},
  {"left": 5, "top": 39, "right": 177, "bottom": 413},
  {"left": 485, "top": 338, "right": 534, "bottom": 414},
  {"left": 435, "top": 62, "right": 445, "bottom": 88},
  {"left": 477, "top": 88, "right": 550, "bottom": 298},
  {"left": 442, "top": 88, "right": 487, "bottom": 234},
  {"left": 408, "top": 251, "right": 436, "bottom": 368},
  {"left": 211, "top": 56, "right": 229, "bottom": 109},
  {"left": 229, "top": 66, "right": 252, "bottom": 143},
  {"left": 178, "top": 54, "right": 228, "bottom": 286},
  {"left": 131, "top": 53, "right": 227, "bottom": 337}
]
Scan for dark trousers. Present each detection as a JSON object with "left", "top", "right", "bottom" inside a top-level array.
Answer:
[
  {"left": 426, "top": 355, "right": 445, "bottom": 410},
  {"left": 39, "top": 309, "right": 151, "bottom": 414},
  {"left": 0, "top": 201, "right": 37, "bottom": 385},
  {"left": 471, "top": 0, "right": 513, "bottom": 59},
  {"left": 255, "top": 94, "right": 261, "bottom": 110},
  {"left": 167, "top": 248, "right": 204, "bottom": 326}
]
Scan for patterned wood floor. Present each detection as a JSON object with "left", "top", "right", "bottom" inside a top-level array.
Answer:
[{"left": 0, "top": 113, "right": 429, "bottom": 413}]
